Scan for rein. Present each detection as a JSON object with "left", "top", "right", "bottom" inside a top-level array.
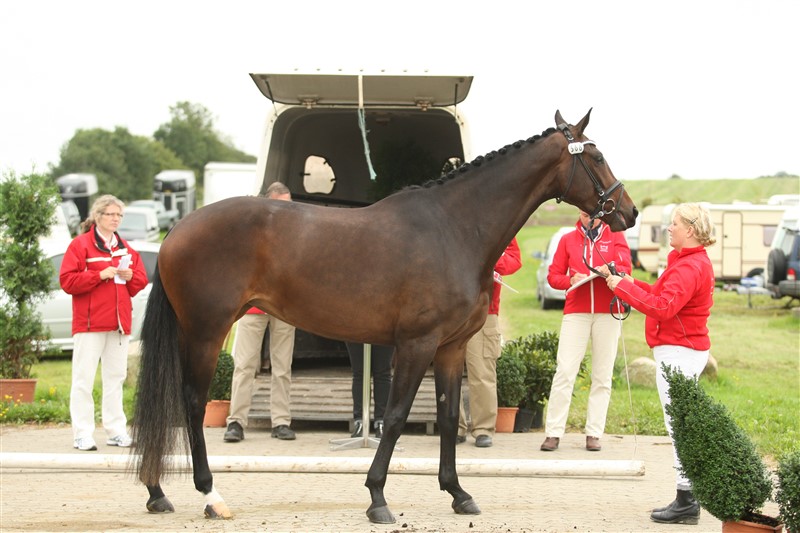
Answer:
[
  {"left": 555, "top": 122, "right": 625, "bottom": 220},
  {"left": 580, "top": 229, "right": 631, "bottom": 321}
]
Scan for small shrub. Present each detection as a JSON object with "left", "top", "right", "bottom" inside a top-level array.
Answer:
[
  {"left": 663, "top": 364, "right": 773, "bottom": 523},
  {"left": 207, "top": 351, "right": 233, "bottom": 401},
  {"left": 495, "top": 350, "right": 526, "bottom": 407},
  {"left": 775, "top": 449, "right": 800, "bottom": 533}
]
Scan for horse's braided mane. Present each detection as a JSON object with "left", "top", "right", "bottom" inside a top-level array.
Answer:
[{"left": 403, "top": 127, "right": 557, "bottom": 191}]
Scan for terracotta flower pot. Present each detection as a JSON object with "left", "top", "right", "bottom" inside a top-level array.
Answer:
[
  {"left": 203, "top": 400, "right": 231, "bottom": 427},
  {"left": 495, "top": 406, "right": 519, "bottom": 433},
  {"left": 722, "top": 513, "right": 784, "bottom": 532},
  {"left": 0, "top": 379, "right": 37, "bottom": 404}
]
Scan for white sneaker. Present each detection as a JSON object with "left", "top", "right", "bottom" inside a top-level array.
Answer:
[
  {"left": 106, "top": 434, "right": 133, "bottom": 447},
  {"left": 73, "top": 437, "right": 97, "bottom": 451}
]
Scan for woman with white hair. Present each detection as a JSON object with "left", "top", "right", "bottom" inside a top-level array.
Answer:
[{"left": 606, "top": 203, "right": 716, "bottom": 525}]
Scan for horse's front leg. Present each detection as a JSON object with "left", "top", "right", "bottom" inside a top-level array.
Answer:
[
  {"left": 433, "top": 349, "right": 480, "bottom": 515},
  {"left": 186, "top": 387, "right": 232, "bottom": 519},
  {"left": 364, "top": 345, "right": 431, "bottom": 524}
]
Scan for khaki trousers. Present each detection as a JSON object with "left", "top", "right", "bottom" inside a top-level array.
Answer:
[
  {"left": 458, "top": 314, "right": 502, "bottom": 438},
  {"left": 544, "top": 312, "right": 621, "bottom": 438},
  {"left": 227, "top": 313, "right": 295, "bottom": 427}
]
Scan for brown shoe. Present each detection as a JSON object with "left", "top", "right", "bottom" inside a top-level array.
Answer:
[
  {"left": 586, "top": 436, "right": 601, "bottom": 451},
  {"left": 540, "top": 436, "right": 559, "bottom": 451}
]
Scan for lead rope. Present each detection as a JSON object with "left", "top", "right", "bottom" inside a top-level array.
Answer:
[
  {"left": 614, "top": 298, "right": 639, "bottom": 459},
  {"left": 357, "top": 75, "right": 378, "bottom": 181}
]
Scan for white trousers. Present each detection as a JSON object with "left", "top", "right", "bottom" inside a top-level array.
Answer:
[
  {"left": 544, "top": 313, "right": 621, "bottom": 438},
  {"left": 70, "top": 331, "right": 130, "bottom": 440},
  {"left": 653, "top": 344, "right": 709, "bottom": 490},
  {"left": 227, "top": 314, "right": 295, "bottom": 427}
]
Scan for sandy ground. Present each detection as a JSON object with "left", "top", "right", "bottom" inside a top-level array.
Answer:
[{"left": 0, "top": 423, "right": 779, "bottom": 532}]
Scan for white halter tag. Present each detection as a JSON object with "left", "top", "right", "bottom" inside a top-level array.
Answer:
[{"left": 568, "top": 140, "right": 595, "bottom": 155}]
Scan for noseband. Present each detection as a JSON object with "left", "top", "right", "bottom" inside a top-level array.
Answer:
[{"left": 555, "top": 122, "right": 624, "bottom": 220}]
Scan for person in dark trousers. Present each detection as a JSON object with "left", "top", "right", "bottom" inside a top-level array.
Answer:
[
  {"left": 345, "top": 342, "right": 393, "bottom": 438},
  {"left": 607, "top": 203, "right": 716, "bottom": 525}
]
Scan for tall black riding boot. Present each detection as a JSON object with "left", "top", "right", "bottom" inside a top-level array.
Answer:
[{"left": 650, "top": 489, "right": 700, "bottom": 525}]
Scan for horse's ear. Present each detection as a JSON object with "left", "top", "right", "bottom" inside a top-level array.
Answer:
[
  {"left": 554, "top": 110, "right": 565, "bottom": 127},
  {"left": 575, "top": 108, "right": 593, "bottom": 135}
]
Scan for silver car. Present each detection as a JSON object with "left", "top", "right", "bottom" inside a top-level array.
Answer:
[
  {"left": 37, "top": 239, "right": 160, "bottom": 352},
  {"left": 116, "top": 206, "right": 160, "bottom": 242},
  {"left": 535, "top": 226, "right": 573, "bottom": 310}
]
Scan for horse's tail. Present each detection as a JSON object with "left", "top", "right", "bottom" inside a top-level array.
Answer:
[{"left": 131, "top": 265, "right": 189, "bottom": 485}]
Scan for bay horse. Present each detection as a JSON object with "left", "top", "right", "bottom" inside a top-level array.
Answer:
[{"left": 132, "top": 109, "right": 638, "bottom": 524}]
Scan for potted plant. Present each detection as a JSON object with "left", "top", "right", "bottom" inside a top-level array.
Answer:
[
  {"left": 0, "top": 172, "right": 60, "bottom": 403},
  {"left": 203, "top": 351, "right": 234, "bottom": 427},
  {"left": 494, "top": 349, "right": 526, "bottom": 433},
  {"left": 663, "top": 364, "right": 782, "bottom": 532},
  {"left": 775, "top": 449, "right": 800, "bottom": 533}
]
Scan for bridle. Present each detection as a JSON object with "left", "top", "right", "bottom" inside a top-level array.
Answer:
[{"left": 555, "top": 122, "right": 625, "bottom": 221}]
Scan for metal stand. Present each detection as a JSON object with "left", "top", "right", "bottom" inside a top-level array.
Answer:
[{"left": 329, "top": 344, "right": 401, "bottom": 451}]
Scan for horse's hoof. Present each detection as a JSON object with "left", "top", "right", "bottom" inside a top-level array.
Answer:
[
  {"left": 453, "top": 497, "right": 481, "bottom": 515},
  {"left": 366, "top": 504, "right": 396, "bottom": 524},
  {"left": 204, "top": 502, "right": 233, "bottom": 519},
  {"left": 146, "top": 496, "right": 175, "bottom": 513}
]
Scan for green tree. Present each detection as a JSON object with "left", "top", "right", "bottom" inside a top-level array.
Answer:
[
  {"left": 0, "top": 172, "right": 59, "bottom": 379},
  {"left": 153, "top": 101, "right": 255, "bottom": 187},
  {"left": 50, "top": 127, "right": 184, "bottom": 201}
]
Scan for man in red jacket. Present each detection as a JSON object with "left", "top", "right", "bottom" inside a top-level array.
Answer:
[
  {"left": 540, "top": 210, "right": 631, "bottom": 453},
  {"left": 60, "top": 195, "right": 148, "bottom": 452},
  {"left": 457, "top": 237, "right": 522, "bottom": 448}
]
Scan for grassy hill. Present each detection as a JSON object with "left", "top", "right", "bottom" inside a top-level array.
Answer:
[{"left": 528, "top": 176, "right": 799, "bottom": 226}]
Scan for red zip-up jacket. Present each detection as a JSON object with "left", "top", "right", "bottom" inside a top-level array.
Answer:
[
  {"left": 489, "top": 238, "right": 522, "bottom": 315},
  {"left": 59, "top": 227, "right": 148, "bottom": 335},
  {"left": 612, "top": 246, "right": 714, "bottom": 350},
  {"left": 548, "top": 221, "right": 631, "bottom": 315}
]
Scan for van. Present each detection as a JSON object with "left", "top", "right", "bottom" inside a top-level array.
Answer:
[
  {"left": 203, "top": 162, "right": 258, "bottom": 206},
  {"left": 656, "top": 203, "right": 788, "bottom": 281},
  {"left": 765, "top": 206, "right": 800, "bottom": 300},
  {"left": 250, "top": 72, "right": 473, "bottom": 204},
  {"left": 249, "top": 71, "right": 474, "bottom": 359}
]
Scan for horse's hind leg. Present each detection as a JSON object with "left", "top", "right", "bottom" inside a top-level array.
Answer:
[
  {"left": 145, "top": 484, "right": 174, "bottom": 513},
  {"left": 364, "top": 341, "right": 434, "bottom": 524},
  {"left": 433, "top": 343, "right": 480, "bottom": 515},
  {"left": 185, "top": 341, "right": 233, "bottom": 519}
]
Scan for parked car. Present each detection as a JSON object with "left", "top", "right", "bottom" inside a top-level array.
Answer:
[
  {"left": 536, "top": 226, "right": 572, "bottom": 310},
  {"left": 60, "top": 200, "right": 81, "bottom": 236},
  {"left": 766, "top": 208, "right": 800, "bottom": 300},
  {"left": 129, "top": 199, "right": 179, "bottom": 231},
  {"left": 35, "top": 240, "right": 161, "bottom": 352},
  {"left": 117, "top": 206, "right": 160, "bottom": 242}
]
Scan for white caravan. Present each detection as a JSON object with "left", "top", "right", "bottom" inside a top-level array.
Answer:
[{"left": 656, "top": 203, "right": 788, "bottom": 281}]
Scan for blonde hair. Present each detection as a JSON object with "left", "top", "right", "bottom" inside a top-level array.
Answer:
[
  {"left": 80, "top": 194, "right": 125, "bottom": 234},
  {"left": 674, "top": 203, "right": 716, "bottom": 247}
]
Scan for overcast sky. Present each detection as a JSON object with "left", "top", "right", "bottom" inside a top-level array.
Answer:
[{"left": 1, "top": 0, "right": 798, "bottom": 181}]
